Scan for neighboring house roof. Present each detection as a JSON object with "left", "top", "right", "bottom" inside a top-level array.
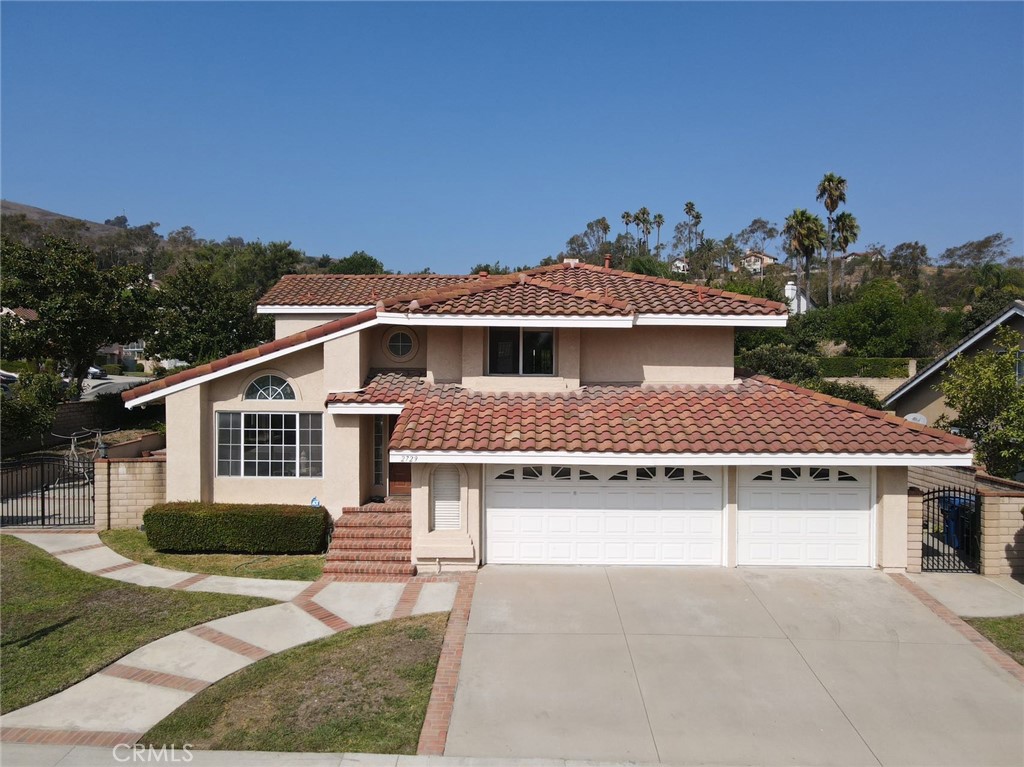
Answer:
[
  {"left": 328, "top": 370, "right": 971, "bottom": 462},
  {"left": 123, "top": 264, "right": 788, "bottom": 408},
  {"left": 884, "top": 299, "right": 1024, "bottom": 408},
  {"left": 258, "top": 273, "right": 481, "bottom": 308},
  {"left": 1, "top": 306, "right": 39, "bottom": 321}
]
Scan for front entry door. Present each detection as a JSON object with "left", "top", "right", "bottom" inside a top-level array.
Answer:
[{"left": 387, "top": 415, "right": 412, "bottom": 496}]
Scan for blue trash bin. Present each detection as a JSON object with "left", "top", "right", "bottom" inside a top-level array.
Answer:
[{"left": 939, "top": 496, "right": 971, "bottom": 549}]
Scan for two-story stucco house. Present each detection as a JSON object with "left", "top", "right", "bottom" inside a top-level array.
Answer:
[{"left": 122, "top": 261, "right": 972, "bottom": 575}]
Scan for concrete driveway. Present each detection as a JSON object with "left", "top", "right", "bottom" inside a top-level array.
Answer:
[{"left": 446, "top": 567, "right": 1024, "bottom": 766}]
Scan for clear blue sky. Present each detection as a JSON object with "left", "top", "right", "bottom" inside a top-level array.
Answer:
[{"left": 2, "top": 2, "right": 1022, "bottom": 274}]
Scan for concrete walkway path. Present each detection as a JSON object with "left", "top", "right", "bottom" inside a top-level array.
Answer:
[
  {"left": 906, "top": 571, "right": 1024, "bottom": 617},
  {"left": 0, "top": 531, "right": 459, "bottom": 748}
]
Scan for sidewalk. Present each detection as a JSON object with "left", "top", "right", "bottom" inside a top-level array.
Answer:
[
  {"left": 906, "top": 572, "right": 1024, "bottom": 617},
  {"left": 0, "top": 532, "right": 459, "bottom": 749}
]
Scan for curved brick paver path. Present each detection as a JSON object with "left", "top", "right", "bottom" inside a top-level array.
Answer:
[{"left": 0, "top": 531, "right": 467, "bottom": 750}]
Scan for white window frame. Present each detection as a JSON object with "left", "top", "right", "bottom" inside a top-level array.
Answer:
[{"left": 216, "top": 411, "right": 323, "bottom": 478}]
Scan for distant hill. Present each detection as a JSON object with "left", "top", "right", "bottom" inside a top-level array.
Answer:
[{"left": 1, "top": 199, "right": 128, "bottom": 241}]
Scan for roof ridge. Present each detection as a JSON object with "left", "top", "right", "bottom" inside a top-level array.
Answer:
[
  {"left": 749, "top": 374, "right": 973, "bottom": 448},
  {"left": 376, "top": 272, "right": 525, "bottom": 311},
  {"left": 520, "top": 275, "right": 634, "bottom": 311}
]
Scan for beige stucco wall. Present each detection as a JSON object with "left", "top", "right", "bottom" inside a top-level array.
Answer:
[
  {"left": 274, "top": 313, "right": 349, "bottom": 340},
  {"left": 875, "top": 466, "right": 909, "bottom": 570},
  {"left": 410, "top": 462, "right": 482, "bottom": 571},
  {"left": 580, "top": 326, "right": 734, "bottom": 384},
  {"left": 165, "top": 386, "right": 209, "bottom": 502},
  {"left": 323, "top": 332, "right": 366, "bottom": 392},
  {"left": 427, "top": 327, "right": 462, "bottom": 384}
]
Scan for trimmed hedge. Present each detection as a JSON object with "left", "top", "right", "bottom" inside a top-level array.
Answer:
[
  {"left": 102, "top": 364, "right": 124, "bottom": 376},
  {"left": 817, "top": 357, "right": 910, "bottom": 378},
  {"left": 143, "top": 502, "right": 330, "bottom": 554}
]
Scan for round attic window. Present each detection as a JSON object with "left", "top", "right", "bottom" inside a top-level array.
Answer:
[{"left": 384, "top": 329, "right": 417, "bottom": 362}]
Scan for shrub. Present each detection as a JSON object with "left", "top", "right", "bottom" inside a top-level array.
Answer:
[
  {"left": 737, "top": 344, "right": 819, "bottom": 382},
  {"left": 102, "top": 364, "right": 123, "bottom": 376},
  {"left": 801, "top": 379, "right": 884, "bottom": 410},
  {"left": 816, "top": 358, "right": 910, "bottom": 378},
  {"left": 144, "top": 503, "right": 330, "bottom": 554}
]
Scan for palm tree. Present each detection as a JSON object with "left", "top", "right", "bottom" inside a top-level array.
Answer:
[
  {"left": 816, "top": 173, "right": 848, "bottom": 307},
  {"left": 832, "top": 211, "right": 860, "bottom": 299},
  {"left": 634, "top": 207, "right": 652, "bottom": 253},
  {"left": 621, "top": 211, "right": 633, "bottom": 234},
  {"left": 653, "top": 213, "right": 665, "bottom": 257},
  {"left": 783, "top": 209, "right": 827, "bottom": 307}
]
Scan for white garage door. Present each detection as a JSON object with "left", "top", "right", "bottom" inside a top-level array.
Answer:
[
  {"left": 738, "top": 466, "right": 872, "bottom": 567},
  {"left": 485, "top": 465, "right": 723, "bottom": 565}
]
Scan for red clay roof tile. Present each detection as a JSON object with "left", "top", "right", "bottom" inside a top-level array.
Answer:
[{"left": 329, "top": 371, "right": 970, "bottom": 457}]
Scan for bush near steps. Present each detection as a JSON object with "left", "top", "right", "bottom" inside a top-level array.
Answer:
[{"left": 144, "top": 502, "right": 330, "bottom": 554}]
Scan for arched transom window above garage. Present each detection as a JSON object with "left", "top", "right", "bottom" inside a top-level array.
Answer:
[
  {"left": 244, "top": 374, "right": 295, "bottom": 400},
  {"left": 488, "top": 466, "right": 720, "bottom": 483}
]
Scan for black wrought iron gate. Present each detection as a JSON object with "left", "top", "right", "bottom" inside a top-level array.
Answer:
[
  {"left": 921, "top": 487, "right": 980, "bottom": 573},
  {"left": 0, "top": 456, "right": 95, "bottom": 526}
]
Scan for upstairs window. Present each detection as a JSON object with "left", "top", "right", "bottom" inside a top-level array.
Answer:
[
  {"left": 245, "top": 375, "right": 295, "bottom": 400},
  {"left": 488, "top": 329, "right": 554, "bottom": 375}
]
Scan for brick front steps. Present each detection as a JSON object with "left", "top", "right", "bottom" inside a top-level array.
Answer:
[{"left": 324, "top": 498, "right": 416, "bottom": 577}]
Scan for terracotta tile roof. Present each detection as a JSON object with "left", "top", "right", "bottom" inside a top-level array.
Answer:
[
  {"left": 331, "top": 371, "right": 970, "bottom": 457},
  {"left": 524, "top": 262, "right": 787, "bottom": 316},
  {"left": 3, "top": 307, "right": 39, "bottom": 321},
  {"left": 381, "top": 274, "right": 633, "bottom": 316},
  {"left": 122, "top": 308, "right": 378, "bottom": 403},
  {"left": 258, "top": 263, "right": 788, "bottom": 317},
  {"left": 258, "top": 274, "right": 481, "bottom": 307}
]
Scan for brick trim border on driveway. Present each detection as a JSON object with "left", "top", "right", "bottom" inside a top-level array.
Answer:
[
  {"left": 0, "top": 727, "right": 139, "bottom": 747},
  {"left": 417, "top": 572, "right": 476, "bottom": 756},
  {"left": 99, "top": 663, "right": 210, "bottom": 694},
  {"left": 187, "top": 625, "right": 270, "bottom": 661},
  {"left": 889, "top": 573, "right": 1024, "bottom": 684}
]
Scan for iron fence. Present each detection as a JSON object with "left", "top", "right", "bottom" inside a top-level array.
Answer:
[
  {"left": 0, "top": 456, "right": 95, "bottom": 527},
  {"left": 921, "top": 486, "right": 980, "bottom": 573}
]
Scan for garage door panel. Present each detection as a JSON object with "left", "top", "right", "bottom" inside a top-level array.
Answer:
[
  {"left": 738, "top": 469, "right": 871, "bottom": 567},
  {"left": 486, "top": 467, "right": 723, "bottom": 566}
]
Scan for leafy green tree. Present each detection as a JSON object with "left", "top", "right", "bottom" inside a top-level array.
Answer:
[
  {"left": 0, "top": 236, "right": 152, "bottom": 391},
  {"left": 0, "top": 372, "right": 68, "bottom": 440},
  {"left": 625, "top": 255, "right": 670, "bottom": 278},
  {"left": 831, "top": 279, "right": 941, "bottom": 357},
  {"left": 145, "top": 260, "right": 272, "bottom": 364},
  {"left": 326, "top": 250, "right": 386, "bottom": 275},
  {"left": 938, "top": 326, "right": 1024, "bottom": 479},
  {"left": 939, "top": 233, "right": 1013, "bottom": 269},
  {"left": 888, "top": 241, "right": 929, "bottom": 291}
]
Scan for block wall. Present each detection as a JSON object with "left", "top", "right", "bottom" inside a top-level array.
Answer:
[{"left": 94, "top": 457, "right": 166, "bottom": 530}]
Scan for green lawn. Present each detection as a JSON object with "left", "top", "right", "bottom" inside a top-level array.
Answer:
[
  {"left": 966, "top": 615, "right": 1024, "bottom": 666},
  {"left": 0, "top": 535, "right": 273, "bottom": 713},
  {"left": 143, "top": 613, "right": 447, "bottom": 753},
  {"left": 100, "top": 529, "right": 325, "bottom": 581}
]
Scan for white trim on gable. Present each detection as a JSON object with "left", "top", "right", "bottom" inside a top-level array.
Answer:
[
  {"left": 124, "top": 316, "right": 382, "bottom": 409},
  {"left": 884, "top": 300, "right": 1024, "bottom": 407},
  {"left": 389, "top": 449, "right": 973, "bottom": 467},
  {"left": 257, "top": 305, "right": 370, "bottom": 315},
  {"left": 636, "top": 313, "right": 787, "bottom": 327},
  {"left": 326, "top": 403, "right": 404, "bottom": 414}
]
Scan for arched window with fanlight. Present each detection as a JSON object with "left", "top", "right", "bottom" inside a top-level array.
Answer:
[{"left": 244, "top": 374, "right": 295, "bottom": 400}]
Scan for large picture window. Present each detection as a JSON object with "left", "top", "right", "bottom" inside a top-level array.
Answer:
[
  {"left": 488, "top": 328, "right": 554, "bottom": 375},
  {"left": 217, "top": 412, "right": 322, "bottom": 477}
]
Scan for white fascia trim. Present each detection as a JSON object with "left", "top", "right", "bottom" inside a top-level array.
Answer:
[
  {"left": 124, "top": 317, "right": 382, "bottom": 409},
  {"left": 636, "top": 313, "right": 788, "bottom": 327},
  {"left": 326, "top": 403, "right": 404, "bottom": 415},
  {"left": 257, "top": 305, "right": 371, "bottom": 315},
  {"left": 389, "top": 450, "right": 974, "bottom": 467},
  {"left": 884, "top": 302, "right": 1024, "bottom": 406},
  {"left": 376, "top": 312, "right": 633, "bottom": 328}
]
